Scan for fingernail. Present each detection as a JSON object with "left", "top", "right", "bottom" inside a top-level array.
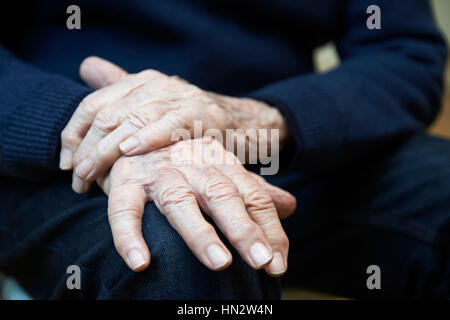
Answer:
[
  {"left": 120, "top": 137, "right": 139, "bottom": 153},
  {"left": 76, "top": 158, "right": 94, "bottom": 179},
  {"left": 250, "top": 242, "right": 272, "bottom": 268},
  {"left": 72, "top": 176, "right": 87, "bottom": 193},
  {"left": 268, "top": 252, "right": 286, "bottom": 275},
  {"left": 59, "top": 149, "right": 72, "bottom": 170},
  {"left": 206, "top": 244, "right": 230, "bottom": 269},
  {"left": 127, "top": 249, "right": 146, "bottom": 270}
]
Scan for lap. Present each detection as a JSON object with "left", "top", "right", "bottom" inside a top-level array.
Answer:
[
  {"left": 277, "top": 133, "right": 450, "bottom": 298},
  {"left": 0, "top": 173, "right": 279, "bottom": 299},
  {"left": 2, "top": 133, "right": 450, "bottom": 299}
]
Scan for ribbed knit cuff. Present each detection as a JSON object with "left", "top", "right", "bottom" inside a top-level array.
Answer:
[
  {"left": 246, "top": 73, "right": 344, "bottom": 171},
  {"left": 1, "top": 77, "right": 91, "bottom": 169}
]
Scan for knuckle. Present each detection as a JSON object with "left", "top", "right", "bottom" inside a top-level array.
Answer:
[
  {"left": 158, "top": 183, "right": 196, "bottom": 213},
  {"left": 245, "top": 190, "right": 274, "bottom": 213},
  {"left": 228, "top": 222, "right": 258, "bottom": 244},
  {"left": 202, "top": 138, "right": 227, "bottom": 158},
  {"left": 140, "top": 69, "right": 163, "bottom": 78},
  {"left": 105, "top": 70, "right": 126, "bottom": 85},
  {"left": 94, "top": 110, "right": 120, "bottom": 132},
  {"left": 127, "top": 109, "right": 150, "bottom": 129},
  {"left": 93, "top": 140, "right": 112, "bottom": 161},
  {"left": 189, "top": 224, "right": 216, "bottom": 245},
  {"left": 166, "top": 110, "right": 186, "bottom": 127},
  {"left": 61, "top": 128, "right": 78, "bottom": 146},
  {"left": 80, "top": 95, "right": 99, "bottom": 116},
  {"left": 265, "top": 228, "right": 289, "bottom": 251},
  {"left": 224, "top": 149, "right": 240, "bottom": 164},
  {"left": 208, "top": 101, "right": 223, "bottom": 114},
  {"left": 210, "top": 103, "right": 232, "bottom": 127},
  {"left": 203, "top": 178, "right": 239, "bottom": 203},
  {"left": 109, "top": 204, "right": 141, "bottom": 222},
  {"left": 269, "top": 233, "right": 289, "bottom": 253},
  {"left": 209, "top": 138, "right": 228, "bottom": 156},
  {"left": 170, "top": 75, "right": 187, "bottom": 84},
  {"left": 280, "top": 235, "right": 289, "bottom": 251},
  {"left": 184, "top": 83, "right": 203, "bottom": 96}
]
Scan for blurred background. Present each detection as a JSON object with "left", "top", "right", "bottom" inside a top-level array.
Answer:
[
  {"left": 313, "top": 0, "right": 450, "bottom": 138},
  {"left": 284, "top": 0, "right": 450, "bottom": 300}
]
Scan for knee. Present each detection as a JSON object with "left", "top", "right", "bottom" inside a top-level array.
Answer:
[{"left": 94, "top": 203, "right": 279, "bottom": 299}]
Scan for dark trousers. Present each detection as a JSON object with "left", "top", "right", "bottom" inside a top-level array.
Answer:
[{"left": 1, "top": 133, "right": 450, "bottom": 299}]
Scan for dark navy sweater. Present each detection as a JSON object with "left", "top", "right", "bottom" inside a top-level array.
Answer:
[{"left": 0, "top": 0, "right": 447, "bottom": 180}]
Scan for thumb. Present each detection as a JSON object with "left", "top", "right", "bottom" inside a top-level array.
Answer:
[{"left": 79, "top": 56, "right": 129, "bottom": 89}]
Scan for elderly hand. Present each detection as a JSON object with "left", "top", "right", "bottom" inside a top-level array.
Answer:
[
  {"left": 60, "top": 57, "right": 289, "bottom": 193},
  {"left": 97, "top": 136, "right": 296, "bottom": 276}
]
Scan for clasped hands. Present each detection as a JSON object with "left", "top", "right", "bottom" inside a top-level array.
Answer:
[{"left": 59, "top": 57, "right": 296, "bottom": 277}]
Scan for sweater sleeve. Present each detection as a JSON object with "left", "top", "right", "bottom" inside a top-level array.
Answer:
[
  {"left": 247, "top": 0, "right": 447, "bottom": 172},
  {"left": 0, "top": 47, "right": 92, "bottom": 181}
]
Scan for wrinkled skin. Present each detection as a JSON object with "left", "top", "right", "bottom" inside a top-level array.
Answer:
[
  {"left": 59, "top": 57, "right": 289, "bottom": 193},
  {"left": 59, "top": 56, "right": 297, "bottom": 275},
  {"left": 97, "top": 137, "right": 296, "bottom": 276}
]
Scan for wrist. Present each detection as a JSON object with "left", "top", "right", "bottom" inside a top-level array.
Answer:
[{"left": 209, "top": 92, "right": 290, "bottom": 149}]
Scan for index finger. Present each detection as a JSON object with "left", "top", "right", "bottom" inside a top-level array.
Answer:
[
  {"left": 59, "top": 73, "right": 152, "bottom": 170},
  {"left": 59, "top": 90, "right": 109, "bottom": 170},
  {"left": 108, "top": 182, "right": 150, "bottom": 271}
]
